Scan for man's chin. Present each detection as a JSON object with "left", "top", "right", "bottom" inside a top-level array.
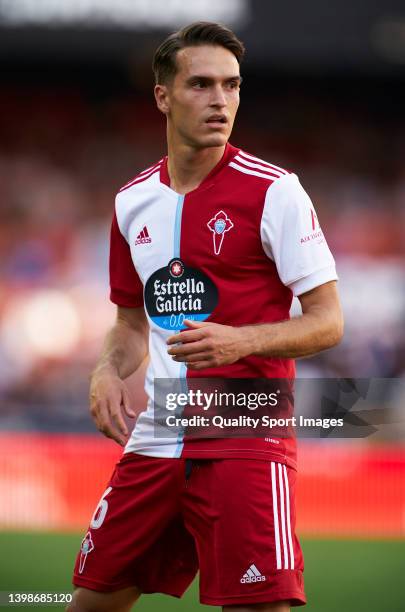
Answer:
[{"left": 194, "top": 133, "right": 229, "bottom": 149}]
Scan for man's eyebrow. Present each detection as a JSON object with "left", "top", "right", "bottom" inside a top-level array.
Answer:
[{"left": 186, "top": 75, "right": 243, "bottom": 84}]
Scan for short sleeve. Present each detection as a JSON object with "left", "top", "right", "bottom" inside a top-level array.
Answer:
[
  {"left": 260, "top": 173, "right": 338, "bottom": 296},
  {"left": 109, "top": 211, "right": 144, "bottom": 307}
]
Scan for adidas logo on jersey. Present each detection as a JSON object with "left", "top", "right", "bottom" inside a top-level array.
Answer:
[
  {"left": 240, "top": 564, "right": 266, "bottom": 583},
  {"left": 135, "top": 226, "right": 152, "bottom": 245}
]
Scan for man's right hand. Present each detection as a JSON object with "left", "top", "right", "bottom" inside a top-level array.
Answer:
[{"left": 89, "top": 365, "right": 136, "bottom": 446}]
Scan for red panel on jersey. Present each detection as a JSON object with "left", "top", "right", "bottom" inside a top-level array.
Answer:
[
  {"left": 109, "top": 212, "right": 144, "bottom": 308},
  {"left": 179, "top": 144, "right": 295, "bottom": 379}
]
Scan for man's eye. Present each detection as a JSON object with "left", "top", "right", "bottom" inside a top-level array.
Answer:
[{"left": 193, "top": 81, "right": 205, "bottom": 88}]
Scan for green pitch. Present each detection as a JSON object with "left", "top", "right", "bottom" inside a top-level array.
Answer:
[{"left": 0, "top": 532, "right": 403, "bottom": 611}]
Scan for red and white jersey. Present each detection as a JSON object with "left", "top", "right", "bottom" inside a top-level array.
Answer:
[{"left": 110, "top": 143, "right": 338, "bottom": 468}]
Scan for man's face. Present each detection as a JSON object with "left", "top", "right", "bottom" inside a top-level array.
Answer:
[{"left": 158, "top": 44, "right": 241, "bottom": 149}]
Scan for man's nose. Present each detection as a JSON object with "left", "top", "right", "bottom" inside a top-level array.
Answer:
[{"left": 209, "top": 85, "right": 227, "bottom": 107}]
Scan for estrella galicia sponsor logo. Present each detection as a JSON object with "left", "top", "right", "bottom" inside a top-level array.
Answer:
[{"left": 144, "top": 258, "right": 218, "bottom": 331}]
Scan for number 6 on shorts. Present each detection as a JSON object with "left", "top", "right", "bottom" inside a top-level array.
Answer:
[{"left": 90, "top": 486, "right": 112, "bottom": 529}]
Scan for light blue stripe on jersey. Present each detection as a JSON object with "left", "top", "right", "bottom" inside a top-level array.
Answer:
[
  {"left": 173, "top": 194, "right": 184, "bottom": 258},
  {"left": 173, "top": 194, "right": 186, "bottom": 373},
  {"left": 173, "top": 194, "right": 187, "bottom": 457}
]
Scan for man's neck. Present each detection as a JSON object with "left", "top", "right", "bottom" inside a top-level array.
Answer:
[{"left": 166, "top": 137, "right": 226, "bottom": 195}]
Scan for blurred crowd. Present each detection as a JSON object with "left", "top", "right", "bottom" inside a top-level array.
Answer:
[{"left": 0, "top": 85, "right": 404, "bottom": 436}]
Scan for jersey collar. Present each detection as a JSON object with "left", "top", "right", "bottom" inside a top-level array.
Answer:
[{"left": 160, "top": 142, "right": 239, "bottom": 192}]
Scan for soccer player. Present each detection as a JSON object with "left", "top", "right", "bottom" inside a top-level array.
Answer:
[{"left": 68, "top": 22, "right": 343, "bottom": 612}]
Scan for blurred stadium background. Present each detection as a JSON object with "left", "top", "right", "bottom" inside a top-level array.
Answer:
[{"left": 0, "top": 1, "right": 404, "bottom": 610}]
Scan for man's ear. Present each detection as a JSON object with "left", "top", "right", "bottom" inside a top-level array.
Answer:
[{"left": 154, "top": 84, "right": 170, "bottom": 115}]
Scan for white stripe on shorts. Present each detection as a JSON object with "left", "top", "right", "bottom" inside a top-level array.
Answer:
[
  {"left": 278, "top": 463, "right": 289, "bottom": 569},
  {"left": 271, "top": 462, "right": 282, "bottom": 569},
  {"left": 283, "top": 464, "right": 295, "bottom": 570},
  {"left": 271, "top": 461, "right": 295, "bottom": 570}
]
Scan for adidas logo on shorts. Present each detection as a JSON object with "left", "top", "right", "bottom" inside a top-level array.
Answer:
[{"left": 240, "top": 564, "right": 266, "bottom": 583}]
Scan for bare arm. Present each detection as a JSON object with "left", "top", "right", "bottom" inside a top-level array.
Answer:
[
  {"left": 246, "top": 280, "right": 344, "bottom": 358},
  {"left": 90, "top": 306, "right": 149, "bottom": 445},
  {"left": 167, "top": 281, "right": 343, "bottom": 369}
]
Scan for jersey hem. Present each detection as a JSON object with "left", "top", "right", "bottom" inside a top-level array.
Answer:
[
  {"left": 181, "top": 448, "right": 297, "bottom": 470},
  {"left": 125, "top": 448, "right": 297, "bottom": 470}
]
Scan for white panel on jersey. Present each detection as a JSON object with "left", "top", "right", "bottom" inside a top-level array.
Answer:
[
  {"left": 260, "top": 173, "right": 338, "bottom": 296},
  {"left": 116, "top": 171, "right": 184, "bottom": 458}
]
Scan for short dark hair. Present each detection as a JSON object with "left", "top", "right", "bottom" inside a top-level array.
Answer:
[{"left": 152, "top": 21, "right": 245, "bottom": 85}]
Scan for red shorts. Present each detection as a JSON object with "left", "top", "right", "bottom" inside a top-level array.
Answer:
[{"left": 73, "top": 453, "right": 306, "bottom": 607}]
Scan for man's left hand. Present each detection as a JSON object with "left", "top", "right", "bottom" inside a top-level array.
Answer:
[{"left": 167, "top": 320, "right": 251, "bottom": 370}]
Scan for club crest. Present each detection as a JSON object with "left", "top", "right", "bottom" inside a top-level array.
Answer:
[{"left": 207, "top": 211, "right": 234, "bottom": 255}]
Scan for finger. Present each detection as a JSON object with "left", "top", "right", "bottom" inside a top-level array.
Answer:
[
  {"left": 95, "top": 403, "right": 126, "bottom": 446},
  {"left": 167, "top": 328, "right": 206, "bottom": 345},
  {"left": 172, "top": 351, "right": 210, "bottom": 363},
  {"left": 89, "top": 398, "right": 107, "bottom": 430},
  {"left": 103, "top": 424, "right": 127, "bottom": 447},
  {"left": 168, "top": 340, "right": 211, "bottom": 357},
  {"left": 107, "top": 399, "right": 129, "bottom": 437},
  {"left": 100, "top": 426, "right": 125, "bottom": 447},
  {"left": 183, "top": 319, "right": 212, "bottom": 329},
  {"left": 121, "top": 387, "right": 136, "bottom": 418},
  {"left": 186, "top": 360, "right": 215, "bottom": 370}
]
